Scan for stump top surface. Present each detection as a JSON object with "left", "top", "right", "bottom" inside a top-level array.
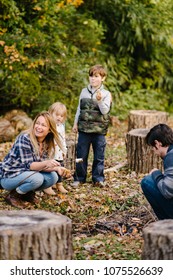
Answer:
[
  {"left": 127, "top": 128, "right": 149, "bottom": 137},
  {"left": 0, "top": 210, "right": 71, "bottom": 233},
  {"left": 143, "top": 220, "right": 173, "bottom": 236},
  {"left": 129, "top": 110, "right": 168, "bottom": 116}
]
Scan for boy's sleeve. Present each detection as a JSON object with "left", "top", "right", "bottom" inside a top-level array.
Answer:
[
  {"left": 74, "top": 90, "right": 83, "bottom": 125},
  {"left": 152, "top": 152, "right": 173, "bottom": 199}
]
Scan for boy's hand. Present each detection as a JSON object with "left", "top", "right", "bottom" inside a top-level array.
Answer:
[
  {"left": 72, "top": 124, "right": 78, "bottom": 133},
  {"left": 96, "top": 90, "right": 102, "bottom": 101}
]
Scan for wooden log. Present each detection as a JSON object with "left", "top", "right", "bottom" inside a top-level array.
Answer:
[
  {"left": 126, "top": 128, "right": 162, "bottom": 174},
  {"left": 128, "top": 110, "right": 168, "bottom": 131},
  {"left": 0, "top": 110, "right": 32, "bottom": 143},
  {"left": 0, "top": 210, "right": 73, "bottom": 260},
  {"left": 142, "top": 220, "right": 173, "bottom": 259},
  {"left": 0, "top": 118, "right": 15, "bottom": 142},
  {"left": 64, "top": 138, "right": 76, "bottom": 171}
]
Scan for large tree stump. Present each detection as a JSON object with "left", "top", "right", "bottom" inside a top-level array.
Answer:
[
  {"left": 0, "top": 210, "right": 73, "bottom": 260},
  {"left": 142, "top": 220, "right": 173, "bottom": 259},
  {"left": 126, "top": 128, "right": 162, "bottom": 173},
  {"left": 128, "top": 110, "right": 168, "bottom": 131}
]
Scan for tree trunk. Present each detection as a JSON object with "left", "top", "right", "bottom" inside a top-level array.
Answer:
[
  {"left": 126, "top": 128, "right": 162, "bottom": 174},
  {"left": 128, "top": 110, "right": 168, "bottom": 131},
  {"left": 142, "top": 220, "right": 173, "bottom": 259},
  {"left": 0, "top": 210, "right": 73, "bottom": 260}
]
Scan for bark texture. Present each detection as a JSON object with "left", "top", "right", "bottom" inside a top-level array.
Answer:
[
  {"left": 126, "top": 128, "right": 162, "bottom": 173},
  {"left": 0, "top": 210, "right": 73, "bottom": 260},
  {"left": 128, "top": 110, "right": 168, "bottom": 131},
  {"left": 64, "top": 139, "right": 76, "bottom": 171},
  {"left": 142, "top": 220, "right": 173, "bottom": 259}
]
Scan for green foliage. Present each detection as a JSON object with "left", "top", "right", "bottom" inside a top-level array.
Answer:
[
  {"left": 80, "top": 0, "right": 173, "bottom": 118},
  {"left": 0, "top": 0, "right": 105, "bottom": 119},
  {"left": 1, "top": 0, "right": 173, "bottom": 121}
]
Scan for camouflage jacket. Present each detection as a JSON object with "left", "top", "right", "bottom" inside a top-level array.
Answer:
[{"left": 75, "top": 85, "right": 111, "bottom": 135}]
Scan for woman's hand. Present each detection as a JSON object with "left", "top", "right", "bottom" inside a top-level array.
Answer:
[{"left": 44, "top": 159, "right": 60, "bottom": 170}]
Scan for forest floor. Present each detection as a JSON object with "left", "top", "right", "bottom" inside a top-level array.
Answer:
[{"left": 1, "top": 117, "right": 170, "bottom": 260}]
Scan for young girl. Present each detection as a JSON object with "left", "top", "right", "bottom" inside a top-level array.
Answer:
[
  {"left": 44, "top": 102, "right": 68, "bottom": 195},
  {"left": 0, "top": 111, "right": 69, "bottom": 208}
]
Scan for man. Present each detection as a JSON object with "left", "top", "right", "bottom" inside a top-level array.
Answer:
[{"left": 141, "top": 123, "right": 173, "bottom": 219}]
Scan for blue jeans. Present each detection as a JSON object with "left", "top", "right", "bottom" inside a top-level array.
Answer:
[
  {"left": 74, "top": 132, "right": 106, "bottom": 183},
  {"left": 141, "top": 174, "right": 173, "bottom": 219},
  {"left": 1, "top": 171, "right": 58, "bottom": 194}
]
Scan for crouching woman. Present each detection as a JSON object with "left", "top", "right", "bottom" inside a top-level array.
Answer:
[{"left": 0, "top": 111, "right": 68, "bottom": 208}]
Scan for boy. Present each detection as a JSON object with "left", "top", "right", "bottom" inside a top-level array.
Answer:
[
  {"left": 141, "top": 123, "right": 173, "bottom": 219},
  {"left": 72, "top": 64, "right": 112, "bottom": 187}
]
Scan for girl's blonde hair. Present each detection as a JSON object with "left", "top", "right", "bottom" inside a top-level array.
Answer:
[
  {"left": 26, "top": 111, "right": 65, "bottom": 158},
  {"left": 48, "top": 102, "right": 67, "bottom": 123}
]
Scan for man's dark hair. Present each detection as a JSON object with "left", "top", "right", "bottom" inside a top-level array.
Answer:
[{"left": 146, "top": 123, "right": 173, "bottom": 147}]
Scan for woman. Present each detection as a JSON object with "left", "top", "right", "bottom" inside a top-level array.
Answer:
[{"left": 0, "top": 111, "right": 70, "bottom": 208}]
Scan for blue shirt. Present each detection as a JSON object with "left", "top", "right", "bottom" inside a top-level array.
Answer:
[
  {"left": 0, "top": 133, "right": 48, "bottom": 178},
  {"left": 152, "top": 144, "right": 173, "bottom": 199}
]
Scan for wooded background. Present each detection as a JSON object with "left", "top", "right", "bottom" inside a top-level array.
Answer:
[{"left": 1, "top": 0, "right": 173, "bottom": 124}]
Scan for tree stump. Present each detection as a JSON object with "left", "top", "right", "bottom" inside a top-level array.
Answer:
[
  {"left": 128, "top": 110, "right": 168, "bottom": 131},
  {"left": 0, "top": 210, "right": 73, "bottom": 260},
  {"left": 142, "top": 220, "right": 173, "bottom": 259},
  {"left": 126, "top": 128, "right": 162, "bottom": 173}
]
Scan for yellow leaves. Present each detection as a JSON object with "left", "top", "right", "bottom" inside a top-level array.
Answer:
[
  {"left": 28, "top": 59, "right": 45, "bottom": 69},
  {"left": 67, "top": 0, "right": 84, "bottom": 7},
  {"left": 3, "top": 44, "right": 21, "bottom": 68},
  {"left": 57, "top": 0, "right": 83, "bottom": 9},
  {"left": 4, "top": 44, "right": 17, "bottom": 56},
  {"left": 33, "top": 6, "right": 42, "bottom": 11},
  {"left": 0, "top": 28, "right": 7, "bottom": 35},
  {"left": 0, "top": 41, "right": 5, "bottom": 46},
  {"left": 2, "top": 43, "right": 44, "bottom": 70}
]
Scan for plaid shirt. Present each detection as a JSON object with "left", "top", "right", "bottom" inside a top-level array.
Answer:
[{"left": 1, "top": 133, "right": 48, "bottom": 178}]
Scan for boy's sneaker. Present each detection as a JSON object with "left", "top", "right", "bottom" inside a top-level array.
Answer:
[
  {"left": 70, "top": 181, "right": 80, "bottom": 188},
  {"left": 93, "top": 181, "right": 106, "bottom": 188}
]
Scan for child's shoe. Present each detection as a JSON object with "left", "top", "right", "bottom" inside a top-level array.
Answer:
[
  {"left": 44, "top": 187, "right": 56, "bottom": 195},
  {"left": 56, "top": 182, "right": 68, "bottom": 194}
]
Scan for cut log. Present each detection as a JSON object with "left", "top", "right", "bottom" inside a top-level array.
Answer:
[
  {"left": 104, "top": 161, "right": 127, "bottom": 173},
  {"left": 0, "top": 118, "right": 15, "bottom": 142},
  {"left": 142, "top": 220, "right": 173, "bottom": 259},
  {"left": 0, "top": 210, "right": 73, "bottom": 260},
  {"left": 126, "top": 128, "right": 162, "bottom": 174},
  {"left": 64, "top": 138, "right": 76, "bottom": 171},
  {"left": 0, "top": 110, "right": 32, "bottom": 143},
  {"left": 4, "top": 109, "right": 32, "bottom": 134},
  {"left": 128, "top": 110, "right": 168, "bottom": 131}
]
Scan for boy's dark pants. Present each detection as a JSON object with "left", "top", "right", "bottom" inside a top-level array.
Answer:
[{"left": 74, "top": 132, "right": 106, "bottom": 183}]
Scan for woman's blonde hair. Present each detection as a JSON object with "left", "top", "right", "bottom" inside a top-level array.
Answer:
[
  {"left": 48, "top": 102, "right": 67, "bottom": 123},
  {"left": 26, "top": 111, "right": 65, "bottom": 158}
]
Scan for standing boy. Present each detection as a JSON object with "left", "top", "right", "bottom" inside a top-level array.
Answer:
[
  {"left": 72, "top": 64, "right": 112, "bottom": 187},
  {"left": 141, "top": 123, "right": 173, "bottom": 220}
]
